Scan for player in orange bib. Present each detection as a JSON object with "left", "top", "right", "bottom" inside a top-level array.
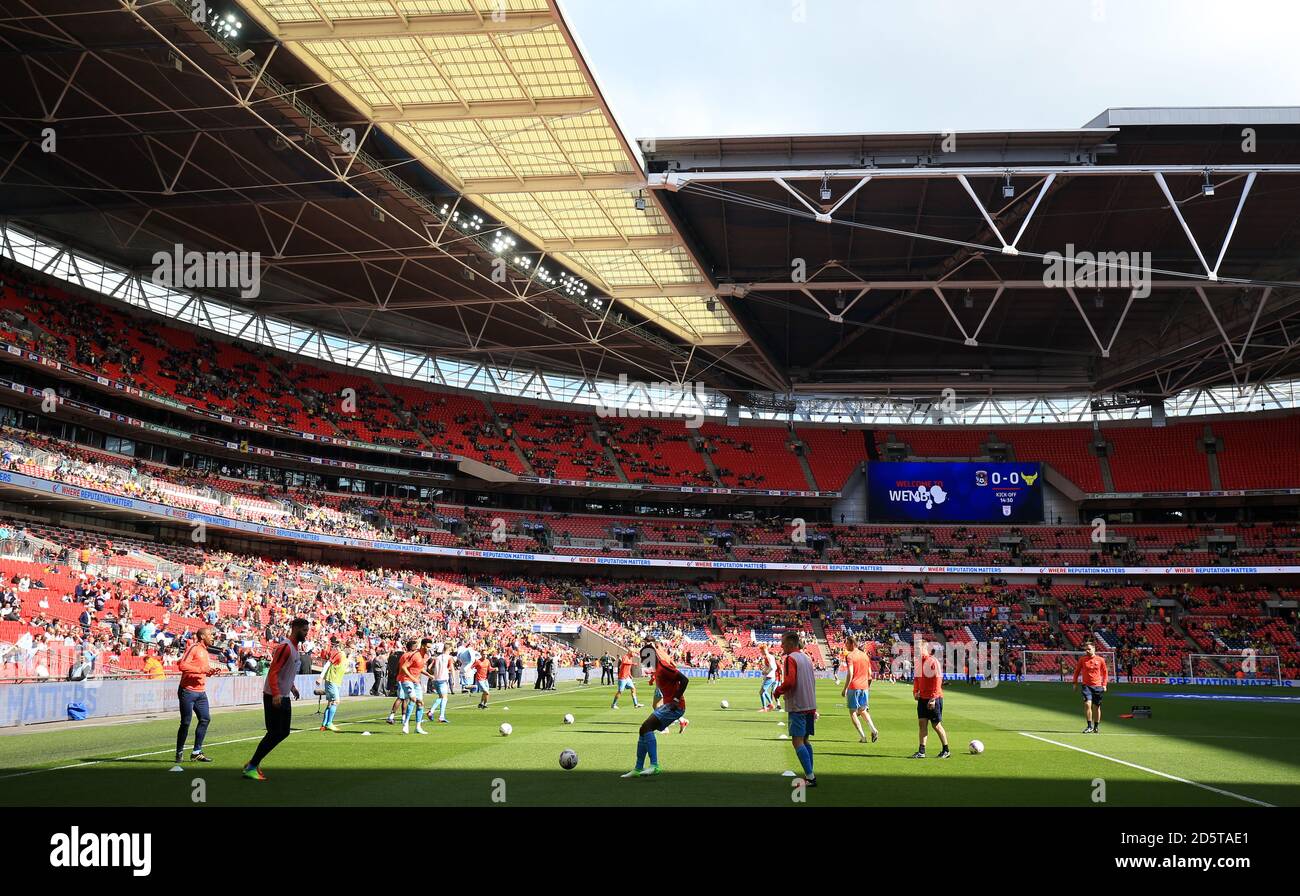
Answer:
[
  {"left": 841, "top": 634, "right": 879, "bottom": 744},
  {"left": 472, "top": 655, "right": 493, "bottom": 709},
  {"left": 611, "top": 648, "right": 642, "bottom": 709},
  {"left": 396, "top": 638, "right": 431, "bottom": 735}
]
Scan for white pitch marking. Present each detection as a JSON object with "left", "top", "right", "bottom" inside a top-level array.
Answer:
[{"left": 1018, "top": 731, "right": 1275, "bottom": 807}]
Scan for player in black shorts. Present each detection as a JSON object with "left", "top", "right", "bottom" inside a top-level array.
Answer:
[
  {"left": 1072, "top": 642, "right": 1110, "bottom": 734},
  {"left": 911, "top": 642, "right": 950, "bottom": 759}
]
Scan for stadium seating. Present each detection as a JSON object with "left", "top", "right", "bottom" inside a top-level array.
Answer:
[
  {"left": 8, "top": 425, "right": 1300, "bottom": 570},
  {"left": 279, "top": 364, "right": 425, "bottom": 448},
  {"left": 2, "top": 268, "right": 1300, "bottom": 691},
  {"left": 495, "top": 402, "right": 619, "bottom": 481},
  {"left": 888, "top": 428, "right": 990, "bottom": 458},
  {"left": 602, "top": 419, "right": 713, "bottom": 486},
  {"left": 386, "top": 386, "right": 527, "bottom": 473},
  {"left": 795, "top": 428, "right": 865, "bottom": 491},
  {"left": 1105, "top": 423, "right": 1211, "bottom": 492},
  {"left": 2, "top": 509, "right": 1296, "bottom": 682},
  {"left": 1001, "top": 427, "right": 1105, "bottom": 492},
  {"left": 6, "top": 269, "right": 1300, "bottom": 500},
  {"left": 1213, "top": 416, "right": 1300, "bottom": 489},
  {"left": 698, "top": 424, "right": 808, "bottom": 490}
]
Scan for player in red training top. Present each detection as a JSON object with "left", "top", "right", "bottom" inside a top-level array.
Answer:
[
  {"left": 396, "top": 639, "right": 431, "bottom": 735},
  {"left": 175, "top": 625, "right": 223, "bottom": 764},
  {"left": 620, "top": 639, "right": 689, "bottom": 778},
  {"left": 911, "top": 640, "right": 950, "bottom": 759},
  {"left": 841, "top": 634, "right": 879, "bottom": 744},
  {"left": 472, "top": 654, "right": 493, "bottom": 709},
  {"left": 611, "top": 648, "right": 642, "bottom": 709},
  {"left": 1072, "top": 641, "right": 1109, "bottom": 734}
]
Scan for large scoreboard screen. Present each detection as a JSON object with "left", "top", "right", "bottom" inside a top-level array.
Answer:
[{"left": 866, "top": 461, "right": 1045, "bottom": 524}]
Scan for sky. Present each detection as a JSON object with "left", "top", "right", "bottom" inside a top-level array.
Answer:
[{"left": 558, "top": 0, "right": 1300, "bottom": 140}]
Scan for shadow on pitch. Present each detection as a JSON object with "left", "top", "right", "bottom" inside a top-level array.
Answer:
[
  {"left": 0, "top": 767, "right": 1293, "bottom": 808},
  {"left": 580, "top": 720, "right": 641, "bottom": 727}
]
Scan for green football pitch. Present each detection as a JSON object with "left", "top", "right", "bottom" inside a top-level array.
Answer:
[{"left": 1, "top": 678, "right": 1296, "bottom": 807}]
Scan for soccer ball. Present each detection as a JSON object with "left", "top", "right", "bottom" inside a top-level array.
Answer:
[
  {"left": 559, "top": 749, "right": 578, "bottom": 770},
  {"left": 563, "top": 713, "right": 574, "bottom": 725},
  {"left": 968, "top": 739, "right": 984, "bottom": 754},
  {"left": 720, "top": 700, "right": 729, "bottom": 709},
  {"left": 499, "top": 723, "right": 512, "bottom": 736}
]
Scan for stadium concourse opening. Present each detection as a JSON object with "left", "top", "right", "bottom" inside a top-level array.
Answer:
[{"left": 0, "top": 0, "right": 1297, "bottom": 873}]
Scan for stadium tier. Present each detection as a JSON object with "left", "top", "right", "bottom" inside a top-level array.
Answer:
[
  {"left": 3, "top": 515, "right": 1297, "bottom": 684},
  {"left": 7, "top": 269, "right": 1300, "bottom": 498},
  {"left": 5, "top": 426, "right": 1300, "bottom": 566}
]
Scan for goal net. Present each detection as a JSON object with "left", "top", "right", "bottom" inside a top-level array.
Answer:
[
  {"left": 1187, "top": 652, "right": 1282, "bottom": 683},
  {"left": 1020, "top": 648, "right": 1117, "bottom": 681}
]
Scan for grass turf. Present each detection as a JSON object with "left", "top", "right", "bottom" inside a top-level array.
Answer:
[{"left": 0, "top": 678, "right": 1295, "bottom": 806}]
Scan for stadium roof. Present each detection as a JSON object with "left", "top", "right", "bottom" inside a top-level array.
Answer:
[
  {"left": 233, "top": 0, "right": 743, "bottom": 345},
  {"left": 646, "top": 109, "right": 1300, "bottom": 399},
  {"left": 0, "top": 0, "right": 784, "bottom": 394},
  {"left": 1084, "top": 106, "right": 1300, "bottom": 127}
]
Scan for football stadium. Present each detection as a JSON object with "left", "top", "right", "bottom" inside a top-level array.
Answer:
[{"left": 0, "top": 0, "right": 1297, "bottom": 870}]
